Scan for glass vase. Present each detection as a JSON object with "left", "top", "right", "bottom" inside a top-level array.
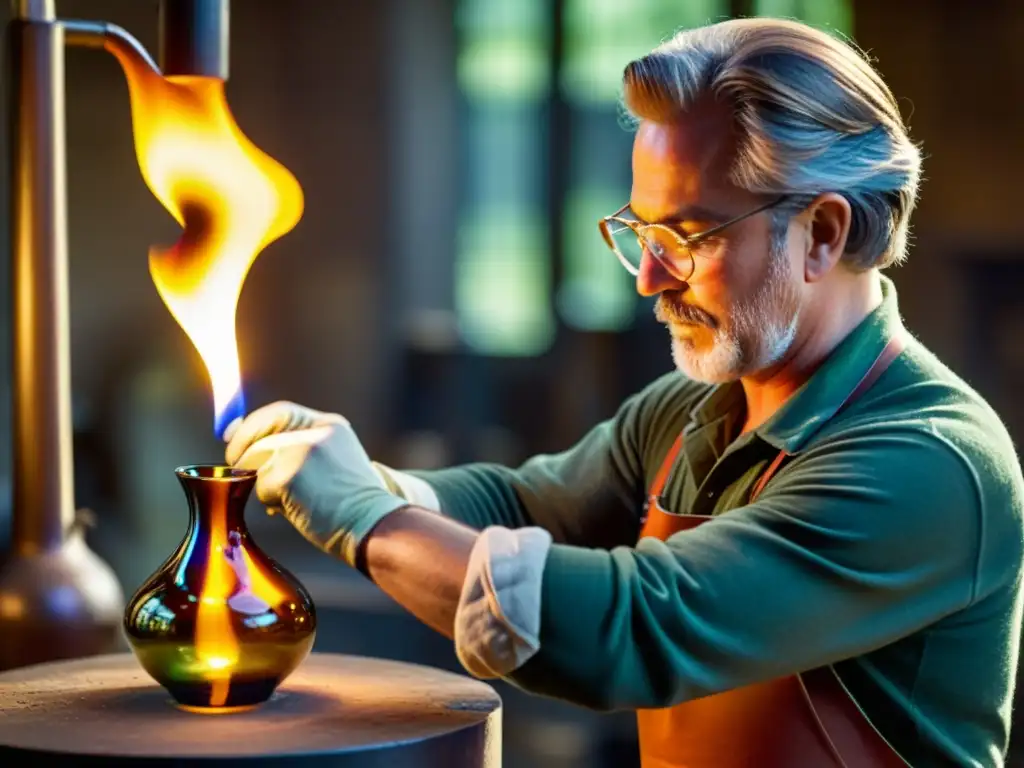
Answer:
[{"left": 124, "top": 465, "right": 316, "bottom": 711}]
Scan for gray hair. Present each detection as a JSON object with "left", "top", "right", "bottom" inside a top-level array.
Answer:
[{"left": 621, "top": 18, "right": 922, "bottom": 270}]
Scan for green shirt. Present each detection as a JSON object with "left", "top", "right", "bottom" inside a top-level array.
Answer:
[{"left": 415, "top": 277, "right": 1024, "bottom": 767}]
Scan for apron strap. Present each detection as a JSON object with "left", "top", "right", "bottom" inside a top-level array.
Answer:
[
  {"left": 750, "top": 332, "right": 907, "bottom": 504},
  {"left": 649, "top": 432, "right": 685, "bottom": 499}
]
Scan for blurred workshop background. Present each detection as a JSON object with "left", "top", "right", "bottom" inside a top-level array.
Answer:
[{"left": 0, "top": 0, "right": 1020, "bottom": 765}]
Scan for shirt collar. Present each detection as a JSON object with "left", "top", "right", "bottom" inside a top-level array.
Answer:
[{"left": 686, "top": 274, "right": 906, "bottom": 454}]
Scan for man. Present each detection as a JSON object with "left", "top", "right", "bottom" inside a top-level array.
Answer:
[{"left": 226, "top": 17, "right": 1024, "bottom": 767}]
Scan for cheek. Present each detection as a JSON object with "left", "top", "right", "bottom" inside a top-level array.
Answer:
[
  {"left": 688, "top": 242, "right": 752, "bottom": 312},
  {"left": 684, "top": 257, "right": 728, "bottom": 311},
  {"left": 783, "top": 225, "right": 806, "bottom": 282},
  {"left": 721, "top": 231, "right": 777, "bottom": 296}
]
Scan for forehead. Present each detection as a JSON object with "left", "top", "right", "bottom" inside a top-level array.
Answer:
[{"left": 630, "top": 104, "right": 737, "bottom": 220}]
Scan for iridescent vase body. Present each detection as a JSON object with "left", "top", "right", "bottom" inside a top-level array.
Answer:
[{"left": 124, "top": 466, "right": 316, "bottom": 710}]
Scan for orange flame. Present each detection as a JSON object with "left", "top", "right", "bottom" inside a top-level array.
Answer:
[
  {"left": 112, "top": 52, "right": 303, "bottom": 707},
  {"left": 113, "top": 57, "right": 303, "bottom": 437}
]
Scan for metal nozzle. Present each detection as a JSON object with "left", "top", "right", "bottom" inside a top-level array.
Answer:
[{"left": 158, "top": 0, "right": 229, "bottom": 79}]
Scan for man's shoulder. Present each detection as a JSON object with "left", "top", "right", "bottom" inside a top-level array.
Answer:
[
  {"left": 822, "top": 335, "right": 1024, "bottom": 559},
  {"left": 861, "top": 334, "right": 1020, "bottom": 481}
]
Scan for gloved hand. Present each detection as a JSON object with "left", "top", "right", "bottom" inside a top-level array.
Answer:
[{"left": 225, "top": 402, "right": 410, "bottom": 568}]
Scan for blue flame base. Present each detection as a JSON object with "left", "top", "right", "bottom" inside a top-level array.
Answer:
[{"left": 215, "top": 389, "right": 246, "bottom": 441}]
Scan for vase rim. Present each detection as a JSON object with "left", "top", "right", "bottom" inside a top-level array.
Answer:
[{"left": 175, "top": 464, "right": 257, "bottom": 482}]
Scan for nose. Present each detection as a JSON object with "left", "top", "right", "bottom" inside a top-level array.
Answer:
[{"left": 635, "top": 248, "right": 686, "bottom": 297}]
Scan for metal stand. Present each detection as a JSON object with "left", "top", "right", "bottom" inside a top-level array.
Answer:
[{"left": 0, "top": 0, "right": 124, "bottom": 673}]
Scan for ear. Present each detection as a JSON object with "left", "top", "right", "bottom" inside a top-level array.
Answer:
[{"left": 802, "top": 193, "right": 852, "bottom": 282}]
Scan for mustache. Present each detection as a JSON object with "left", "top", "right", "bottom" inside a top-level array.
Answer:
[{"left": 655, "top": 293, "right": 717, "bottom": 329}]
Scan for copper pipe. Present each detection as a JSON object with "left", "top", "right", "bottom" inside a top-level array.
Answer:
[
  {"left": 0, "top": 0, "right": 124, "bottom": 672},
  {"left": 8, "top": 6, "right": 161, "bottom": 562},
  {"left": 10, "top": 0, "right": 72, "bottom": 554}
]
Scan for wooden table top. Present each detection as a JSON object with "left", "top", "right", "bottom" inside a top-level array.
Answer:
[{"left": 0, "top": 652, "right": 502, "bottom": 766}]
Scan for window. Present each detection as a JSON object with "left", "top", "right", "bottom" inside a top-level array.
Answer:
[{"left": 455, "top": 0, "right": 555, "bottom": 356}]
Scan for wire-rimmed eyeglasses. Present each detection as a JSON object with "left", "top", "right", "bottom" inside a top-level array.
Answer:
[{"left": 598, "top": 196, "right": 789, "bottom": 281}]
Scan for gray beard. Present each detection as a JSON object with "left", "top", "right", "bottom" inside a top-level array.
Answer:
[{"left": 662, "top": 240, "right": 800, "bottom": 383}]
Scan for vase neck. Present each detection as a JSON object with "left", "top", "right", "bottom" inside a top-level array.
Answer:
[{"left": 176, "top": 467, "right": 256, "bottom": 536}]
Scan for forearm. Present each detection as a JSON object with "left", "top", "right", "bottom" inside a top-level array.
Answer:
[
  {"left": 362, "top": 506, "right": 478, "bottom": 639},
  {"left": 363, "top": 509, "right": 554, "bottom": 679}
]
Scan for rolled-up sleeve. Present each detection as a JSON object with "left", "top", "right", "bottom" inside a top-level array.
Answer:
[{"left": 454, "top": 526, "right": 553, "bottom": 679}]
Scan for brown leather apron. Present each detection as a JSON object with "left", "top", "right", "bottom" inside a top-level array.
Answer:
[{"left": 636, "top": 335, "right": 909, "bottom": 768}]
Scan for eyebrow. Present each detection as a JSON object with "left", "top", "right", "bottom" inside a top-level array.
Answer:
[{"left": 628, "top": 203, "right": 729, "bottom": 226}]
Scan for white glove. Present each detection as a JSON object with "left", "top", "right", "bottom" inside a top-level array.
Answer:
[
  {"left": 371, "top": 462, "right": 441, "bottom": 513},
  {"left": 225, "top": 402, "right": 410, "bottom": 568}
]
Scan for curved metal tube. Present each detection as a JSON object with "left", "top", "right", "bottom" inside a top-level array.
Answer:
[
  {"left": 6, "top": 13, "right": 157, "bottom": 561},
  {"left": 61, "top": 20, "right": 161, "bottom": 76}
]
